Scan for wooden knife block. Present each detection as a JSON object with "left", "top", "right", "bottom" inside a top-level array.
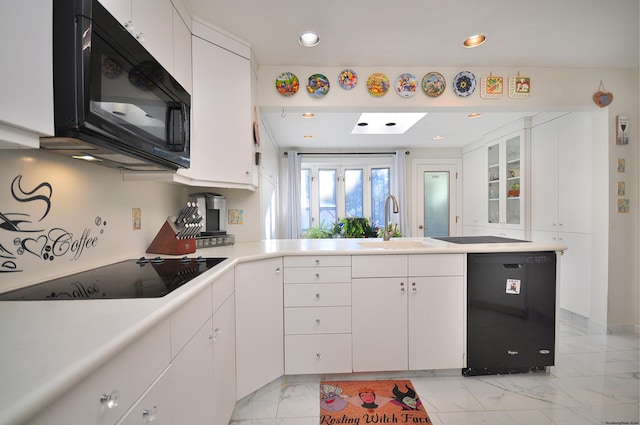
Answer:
[{"left": 146, "top": 218, "right": 196, "bottom": 255}]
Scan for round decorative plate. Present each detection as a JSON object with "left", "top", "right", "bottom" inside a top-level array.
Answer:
[
  {"left": 367, "top": 73, "right": 390, "bottom": 97},
  {"left": 102, "top": 57, "right": 122, "bottom": 79},
  {"left": 275, "top": 72, "right": 299, "bottom": 96},
  {"left": 306, "top": 74, "right": 330, "bottom": 98},
  {"left": 421, "top": 72, "right": 446, "bottom": 97},
  {"left": 338, "top": 69, "right": 358, "bottom": 90},
  {"left": 394, "top": 73, "right": 418, "bottom": 98},
  {"left": 452, "top": 71, "right": 476, "bottom": 97}
]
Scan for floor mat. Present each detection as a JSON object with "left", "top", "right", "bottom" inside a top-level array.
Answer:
[{"left": 320, "top": 379, "right": 432, "bottom": 424}]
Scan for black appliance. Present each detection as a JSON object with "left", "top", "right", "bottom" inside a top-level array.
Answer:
[
  {"left": 0, "top": 257, "right": 225, "bottom": 300},
  {"left": 463, "top": 251, "right": 556, "bottom": 376},
  {"left": 40, "top": 0, "right": 191, "bottom": 171}
]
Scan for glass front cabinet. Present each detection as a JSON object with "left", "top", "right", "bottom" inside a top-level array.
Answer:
[{"left": 486, "top": 131, "right": 524, "bottom": 234}]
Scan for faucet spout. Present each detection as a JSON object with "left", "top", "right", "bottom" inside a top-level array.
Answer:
[{"left": 383, "top": 194, "right": 399, "bottom": 241}]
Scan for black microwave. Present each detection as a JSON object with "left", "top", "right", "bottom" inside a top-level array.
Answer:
[{"left": 41, "top": 0, "right": 191, "bottom": 171}]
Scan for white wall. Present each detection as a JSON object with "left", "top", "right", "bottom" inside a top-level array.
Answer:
[{"left": 0, "top": 149, "right": 188, "bottom": 291}]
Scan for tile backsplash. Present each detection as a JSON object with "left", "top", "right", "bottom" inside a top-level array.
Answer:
[{"left": 0, "top": 149, "right": 187, "bottom": 291}]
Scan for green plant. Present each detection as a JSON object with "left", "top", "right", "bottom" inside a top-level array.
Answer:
[
  {"left": 301, "top": 222, "right": 334, "bottom": 239},
  {"left": 376, "top": 223, "right": 402, "bottom": 238},
  {"left": 339, "top": 217, "right": 377, "bottom": 238}
]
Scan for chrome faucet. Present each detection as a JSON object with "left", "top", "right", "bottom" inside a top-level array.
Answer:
[{"left": 383, "top": 194, "right": 399, "bottom": 241}]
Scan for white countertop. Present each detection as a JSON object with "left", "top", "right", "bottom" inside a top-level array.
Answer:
[{"left": 0, "top": 237, "right": 565, "bottom": 425}]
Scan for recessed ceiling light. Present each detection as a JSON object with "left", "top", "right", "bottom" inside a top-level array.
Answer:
[
  {"left": 357, "top": 122, "right": 369, "bottom": 127},
  {"left": 302, "top": 112, "right": 315, "bottom": 118},
  {"left": 303, "top": 135, "right": 313, "bottom": 139},
  {"left": 433, "top": 135, "right": 445, "bottom": 140},
  {"left": 463, "top": 34, "right": 486, "bottom": 48},
  {"left": 299, "top": 31, "right": 320, "bottom": 47},
  {"left": 467, "top": 112, "right": 482, "bottom": 118},
  {"left": 385, "top": 122, "right": 396, "bottom": 127},
  {"left": 352, "top": 113, "right": 427, "bottom": 135},
  {"left": 72, "top": 154, "right": 102, "bottom": 162}
]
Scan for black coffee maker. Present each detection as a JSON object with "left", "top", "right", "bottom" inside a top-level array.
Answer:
[{"left": 190, "top": 193, "right": 234, "bottom": 247}]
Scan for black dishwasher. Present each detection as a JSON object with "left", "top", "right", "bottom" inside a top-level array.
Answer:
[{"left": 463, "top": 251, "right": 556, "bottom": 376}]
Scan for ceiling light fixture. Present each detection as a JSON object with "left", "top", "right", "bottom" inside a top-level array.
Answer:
[
  {"left": 463, "top": 34, "right": 486, "bottom": 48},
  {"left": 357, "top": 122, "right": 369, "bottom": 127},
  {"left": 303, "top": 135, "right": 313, "bottom": 139},
  {"left": 385, "top": 122, "right": 396, "bottom": 127},
  {"left": 467, "top": 112, "right": 482, "bottom": 118},
  {"left": 433, "top": 135, "right": 445, "bottom": 140},
  {"left": 299, "top": 31, "right": 320, "bottom": 47},
  {"left": 301, "top": 112, "right": 315, "bottom": 118},
  {"left": 72, "top": 154, "right": 102, "bottom": 162}
]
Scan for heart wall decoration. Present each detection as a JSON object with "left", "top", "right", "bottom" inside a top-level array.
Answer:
[{"left": 593, "top": 81, "right": 613, "bottom": 108}]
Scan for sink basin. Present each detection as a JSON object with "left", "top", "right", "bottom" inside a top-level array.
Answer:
[{"left": 357, "top": 240, "right": 432, "bottom": 249}]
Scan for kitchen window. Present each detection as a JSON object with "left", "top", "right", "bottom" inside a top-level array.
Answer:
[{"left": 300, "top": 157, "right": 392, "bottom": 232}]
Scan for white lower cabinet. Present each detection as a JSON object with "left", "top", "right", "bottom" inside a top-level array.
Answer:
[
  {"left": 28, "top": 319, "right": 171, "bottom": 425},
  {"left": 212, "top": 294, "right": 236, "bottom": 425},
  {"left": 235, "top": 258, "right": 284, "bottom": 399},
  {"left": 283, "top": 255, "right": 352, "bottom": 375},
  {"left": 352, "top": 254, "right": 465, "bottom": 372}
]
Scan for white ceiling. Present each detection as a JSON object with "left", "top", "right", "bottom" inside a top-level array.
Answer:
[{"left": 184, "top": 0, "right": 639, "bottom": 149}]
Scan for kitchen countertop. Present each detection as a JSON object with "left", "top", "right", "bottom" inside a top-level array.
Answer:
[{"left": 0, "top": 237, "right": 565, "bottom": 425}]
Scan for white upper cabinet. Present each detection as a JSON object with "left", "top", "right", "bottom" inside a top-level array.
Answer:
[
  {"left": 99, "top": 0, "right": 174, "bottom": 74},
  {"left": 462, "top": 146, "right": 486, "bottom": 235},
  {"left": 172, "top": 7, "right": 192, "bottom": 93},
  {"left": 176, "top": 20, "right": 256, "bottom": 189},
  {"left": 0, "top": 1, "right": 54, "bottom": 147}
]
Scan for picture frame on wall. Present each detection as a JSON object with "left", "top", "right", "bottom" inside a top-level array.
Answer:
[{"left": 616, "top": 115, "right": 629, "bottom": 145}]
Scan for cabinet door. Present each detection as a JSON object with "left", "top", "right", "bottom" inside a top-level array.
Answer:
[
  {"left": 131, "top": 0, "right": 173, "bottom": 71},
  {"left": 558, "top": 113, "right": 592, "bottom": 234},
  {"left": 462, "top": 147, "right": 485, "bottom": 229},
  {"left": 118, "top": 367, "right": 172, "bottom": 425},
  {"left": 0, "top": 1, "right": 54, "bottom": 145},
  {"left": 235, "top": 258, "right": 283, "bottom": 399},
  {"left": 408, "top": 277, "right": 464, "bottom": 370},
  {"left": 172, "top": 7, "right": 192, "bottom": 93},
  {"left": 212, "top": 295, "right": 236, "bottom": 425},
  {"left": 530, "top": 119, "right": 560, "bottom": 233},
  {"left": 352, "top": 278, "right": 407, "bottom": 372},
  {"left": 183, "top": 36, "right": 254, "bottom": 187}
]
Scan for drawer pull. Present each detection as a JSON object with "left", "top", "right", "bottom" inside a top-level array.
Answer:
[
  {"left": 276, "top": 267, "right": 281, "bottom": 274},
  {"left": 315, "top": 293, "right": 321, "bottom": 299},
  {"left": 316, "top": 353, "right": 322, "bottom": 359},
  {"left": 315, "top": 259, "right": 320, "bottom": 265},
  {"left": 100, "top": 390, "right": 120, "bottom": 409},
  {"left": 400, "top": 282, "right": 405, "bottom": 293},
  {"left": 315, "top": 318, "right": 321, "bottom": 325},
  {"left": 142, "top": 406, "right": 158, "bottom": 422},
  {"left": 315, "top": 273, "right": 320, "bottom": 279},
  {"left": 412, "top": 282, "right": 417, "bottom": 293}
]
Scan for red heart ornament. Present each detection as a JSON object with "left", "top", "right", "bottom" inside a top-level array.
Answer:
[{"left": 593, "top": 91, "right": 613, "bottom": 108}]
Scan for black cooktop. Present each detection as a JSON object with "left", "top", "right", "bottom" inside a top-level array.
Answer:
[
  {"left": 0, "top": 256, "right": 227, "bottom": 300},
  {"left": 432, "top": 236, "right": 530, "bottom": 244}
]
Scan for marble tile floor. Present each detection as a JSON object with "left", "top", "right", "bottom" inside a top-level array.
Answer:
[{"left": 229, "top": 312, "right": 639, "bottom": 425}]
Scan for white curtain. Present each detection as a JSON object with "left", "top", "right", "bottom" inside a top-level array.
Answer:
[
  {"left": 392, "top": 150, "right": 409, "bottom": 237},
  {"left": 284, "top": 150, "right": 301, "bottom": 238}
]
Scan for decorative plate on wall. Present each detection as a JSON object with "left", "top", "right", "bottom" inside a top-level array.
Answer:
[
  {"left": 421, "top": 72, "right": 446, "bottom": 97},
  {"left": 508, "top": 75, "right": 531, "bottom": 98},
  {"left": 480, "top": 74, "right": 504, "bottom": 99},
  {"left": 307, "top": 74, "right": 330, "bottom": 98},
  {"left": 275, "top": 72, "right": 299, "bottom": 96},
  {"left": 367, "top": 73, "right": 390, "bottom": 97},
  {"left": 452, "top": 71, "right": 476, "bottom": 97},
  {"left": 338, "top": 69, "right": 358, "bottom": 90},
  {"left": 394, "top": 73, "right": 418, "bottom": 98}
]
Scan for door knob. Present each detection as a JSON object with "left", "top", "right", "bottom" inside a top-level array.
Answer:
[{"left": 418, "top": 225, "right": 424, "bottom": 230}]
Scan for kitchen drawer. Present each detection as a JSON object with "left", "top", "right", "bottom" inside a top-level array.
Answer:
[
  {"left": 351, "top": 255, "right": 407, "bottom": 278},
  {"left": 408, "top": 254, "right": 464, "bottom": 276},
  {"left": 284, "top": 306, "right": 351, "bottom": 334},
  {"left": 284, "top": 283, "right": 351, "bottom": 307},
  {"left": 285, "top": 334, "right": 352, "bottom": 374},
  {"left": 284, "top": 255, "right": 351, "bottom": 268},
  {"left": 213, "top": 268, "right": 234, "bottom": 313},
  {"left": 284, "top": 266, "right": 351, "bottom": 284},
  {"left": 170, "top": 285, "right": 213, "bottom": 358},
  {"left": 29, "top": 319, "right": 171, "bottom": 425}
]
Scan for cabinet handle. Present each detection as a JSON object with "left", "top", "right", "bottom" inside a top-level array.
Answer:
[
  {"left": 315, "top": 259, "right": 320, "bottom": 265},
  {"left": 315, "top": 273, "right": 320, "bottom": 279},
  {"left": 316, "top": 353, "right": 322, "bottom": 359},
  {"left": 100, "top": 390, "right": 120, "bottom": 409},
  {"left": 315, "top": 318, "right": 321, "bottom": 325},
  {"left": 135, "top": 32, "right": 144, "bottom": 42},
  {"left": 400, "top": 282, "right": 405, "bottom": 293},
  {"left": 315, "top": 293, "right": 321, "bottom": 299},
  {"left": 142, "top": 406, "right": 158, "bottom": 422},
  {"left": 275, "top": 267, "right": 281, "bottom": 274},
  {"left": 412, "top": 282, "right": 417, "bottom": 293}
]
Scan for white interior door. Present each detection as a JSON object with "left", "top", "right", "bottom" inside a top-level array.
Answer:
[{"left": 416, "top": 164, "right": 460, "bottom": 237}]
